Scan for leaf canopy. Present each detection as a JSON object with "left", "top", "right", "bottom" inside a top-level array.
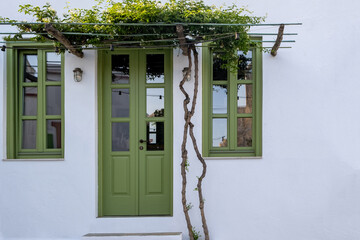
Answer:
[{"left": 2, "top": 0, "right": 265, "bottom": 68}]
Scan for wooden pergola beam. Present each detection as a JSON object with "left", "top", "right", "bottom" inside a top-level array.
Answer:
[
  {"left": 271, "top": 24, "right": 285, "bottom": 57},
  {"left": 45, "top": 23, "right": 84, "bottom": 58}
]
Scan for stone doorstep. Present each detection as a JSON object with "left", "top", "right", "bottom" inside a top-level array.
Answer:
[{"left": 82, "top": 232, "right": 182, "bottom": 240}]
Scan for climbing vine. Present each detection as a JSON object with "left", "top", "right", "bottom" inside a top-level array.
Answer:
[
  {"left": 1, "top": 0, "right": 264, "bottom": 69},
  {"left": 1, "top": 1, "right": 264, "bottom": 239}
]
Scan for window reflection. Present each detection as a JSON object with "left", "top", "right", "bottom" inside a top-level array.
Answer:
[
  {"left": 46, "top": 86, "right": 61, "bottom": 115},
  {"left": 213, "top": 53, "right": 227, "bottom": 81},
  {"left": 47, "top": 120, "right": 61, "bottom": 149},
  {"left": 237, "top": 84, "right": 252, "bottom": 114},
  {"left": 46, "top": 52, "right": 61, "bottom": 82},
  {"left": 23, "top": 87, "right": 37, "bottom": 116},
  {"left": 24, "top": 55, "right": 38, "bottom": 82},
  {"left": 237, "top": 51, "right": 252, "bottom": 80},
  {"left": 112, "top": 55, "right": 130, "bottom": 84},
  {"left": 146, "top": 54, "right": 165, "bottom": 83},
  {"left": 212, "top": 118, "right": 227, "bottom": 147},
  {"left": 147, "top": 122, "right": 164, "bottom": 150},
  {"left": 112, "top": 122, "right": 130, "bottom": 151},
  {"left": 112, "top": 89, "right": 130, "bottom": 118},
  {"left": 213, "top": 85, "right": 227, "bottom": 114},
  {"left": 146, "top": 88, "right": 164, "bottom": 117},
  {"left": 22, "top": 120, "right": 37, "bottom": 149},
  {"left": 237, "top": 118, "right": 252, "bottom": 147}
]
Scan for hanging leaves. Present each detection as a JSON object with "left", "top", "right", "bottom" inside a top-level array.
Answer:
[{"left": 1, "top": 0, "right": 264, "bottom": 68}]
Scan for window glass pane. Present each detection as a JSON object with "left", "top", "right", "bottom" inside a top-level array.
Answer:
[
  {"left": 212, "top": 118, "right": 227, "bottom": 147},
  {"left": 24, "top": 54, "right": 38, "bottom": 82},
  {"left": 237, "top": 118, "right": 252, "bottom": 147},
  {"left": 22, "top": 120, "right": 36, "bottom": 149},
  {"left": 213, "top": 85, "right": 227, "bottom": 114},
  {"left": 23, "top": 87, "right": 37, "bottom": 116},
  {"left": 112, "top": 55, "right": 130, "bottom": 84},
  {"left": 47, "top": 120, "right": 61, "bottom": 149},
  {"left": 146, "top": 122, "right": 164, "bottom": 151},
  {"left": 237, "top": 51, "right": 252, "bottom": 80},
  {"left": 46, "top": 52, "right": 61, "bottom": 82},
  {"left": 112, "top": 122, "right": 130, "bottom": 151},
  {"left": 146, "top": 54, "right": 164, "bottom": 83},
  {"left": 213, "top": 53, "right": 227, "bottom": 81},
  {"left": 237, "top": 84, "right": 252, "bottom": 114},
  {"left": 112, "top": 89, "right": 130, "bottom": 118},
  {"left": 46, "top": 86, "right": 61, "bottom": 115},
  {"left": 147, "top": 88, "right": 164, "bottom": 117}
]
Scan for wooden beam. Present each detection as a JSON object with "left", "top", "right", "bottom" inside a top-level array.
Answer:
[
  {"left": 176, "top": 24, "right": 189, "bottom": 56},
  {"left": 44, "top": 23, "right": 84, "bottom": 58},
  {"left": 271, "top": 24, "right": 285, "bottom": 57}
]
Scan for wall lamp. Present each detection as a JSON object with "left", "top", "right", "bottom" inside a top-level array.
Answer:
[{"left": 73, "top": 68, "right": 83, "bottom": 82}]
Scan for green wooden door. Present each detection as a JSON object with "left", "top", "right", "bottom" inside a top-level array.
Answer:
[{"left": 99, "top": 49, "right": 172, "bottom": 216}]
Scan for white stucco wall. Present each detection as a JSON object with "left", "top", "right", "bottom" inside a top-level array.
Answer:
[{"left": 1, "top": 0, "right": 360, "bottom": 239}]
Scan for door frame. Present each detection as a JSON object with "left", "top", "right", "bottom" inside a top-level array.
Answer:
[{"left": 97, "top": 49, "right": 173, "bottom": 217}]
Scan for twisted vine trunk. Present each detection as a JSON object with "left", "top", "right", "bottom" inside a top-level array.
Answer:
[
  {"left": 180, "top": 45, "right": 209, "bottom": 240},
  {"left": 180, "top": 50, "right": 195, "bottom": 240},
  {"left": 188, "top": 46, "right": 209, "bottom": 240}
]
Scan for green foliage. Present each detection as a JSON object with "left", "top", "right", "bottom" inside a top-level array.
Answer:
[
  {"left": 186, "top": 202, "right": 193, "bottom": 210},
  {"left": 192, "top": 227, "right": 201, "bottom": 240},
  {"left": 1, "top": 0, "right": 265, "bottom": 68}
]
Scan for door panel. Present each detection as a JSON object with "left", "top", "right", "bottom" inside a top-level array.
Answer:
[
  {"left": 100, "top": 50, "right": 172, "bottom": 216},
  {"left": 112, "top": 156, "right": 131, "bottom": 194}
]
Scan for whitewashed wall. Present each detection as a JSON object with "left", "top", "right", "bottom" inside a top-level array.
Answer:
[{"left": 1, "top": 0, "right": 360, "bottom": 239}]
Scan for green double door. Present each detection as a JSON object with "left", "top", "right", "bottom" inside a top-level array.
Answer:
[{"left": 99, "top": 49, "right": 172, "bottom": 216}]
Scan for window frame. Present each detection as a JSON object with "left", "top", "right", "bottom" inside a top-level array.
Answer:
[
  {"left": 6, "top": 42, "right": 64, "bottom": 159},
  {"left": 202, "top": 42, "right": 262, "bottom": 158}
]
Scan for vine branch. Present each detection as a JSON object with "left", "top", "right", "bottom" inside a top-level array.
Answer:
[
  {"left": 44, "top": 23, "right": 84, "bottom": 58},
  {"left": 180, "top": 45, "right": 209, "bottom": 240},
  {"left": 180, "top": 48, "right": 194, "bottom": 240},
  {"left": 188, "top": 45, "right": 209, "bottom": 240},
  {"left": 271, "top": 24, "right": 285, "bottom": 57}
]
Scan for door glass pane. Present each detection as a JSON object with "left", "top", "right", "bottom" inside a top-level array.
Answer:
[
  {"left": 47, "top": 120, "right": 61, "bottom": 149},
  {"left": 112, "top": 89, "right": 130, "bottom": 118},
  {"left": 23, "top": 87, "right": 37, "bottom": 116},
  {"left": 112, "top": 122, "right": 130, "bottom": 151},
  {"left": 237, "top": 84, "right": 252, "bottom": 114},
  {"left": 24, "top": 54, "right": 38, "bottom": 82},
  {"left": 112, "top": 55, "right": 130, "bottom": 84},
  {"left": 212, "top": 118, "right": 227, "bottom": 147},
  {"left": 213, "top": 85, "right": 227, "bottom": 114},
  {"left": 146, "top": 54, "right": 164, "bottom": 83},
  {"left": 22, "top": 120, "right": 36, "bottom": 149},
  {"left": 213, "top": 53, "right": 227, "bottom": 81},
  {"left": 147, "top": 88, "right": 164, "bottom": 117},
  {"left": 46, "top": 86, "right": 61, "bottom": 115},
  {"left": 147, "top": 122, "right": 164, "bottom": 151},
  {"left": 237, "top": 118, "right": 252, "bottom": 147},
  {"left": 237, "top": 51, "right": 252, "bottom": 80},
  {"left": 46, "top": 52, "right": 61, "bottom": 82}
]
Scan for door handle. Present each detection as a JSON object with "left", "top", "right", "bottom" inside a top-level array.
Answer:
[{"left": 139, "top": 139, "right": 148, "bottom": 143}]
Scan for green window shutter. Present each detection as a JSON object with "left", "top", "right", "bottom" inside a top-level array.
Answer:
[
  {"left": 202, "top": 44, "right": 262, "bottom": 158},
  {"left": 6, "top": 43, "right": 64, "bottom": 159}
]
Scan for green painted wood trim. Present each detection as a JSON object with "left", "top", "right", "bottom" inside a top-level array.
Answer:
[
  {"left": 254, "top": 45, "right": 263, "bottom": 156},
  {"left": 98, "top": 49, "right": 173, "bottom": 217},
  {"left": 6, "top": 48, "right": 16, "bottom": 159},
  {"left": 6, "top": 42, "right": 64, "bottom": 159},
  {"left": 202, "top": 40, "right": 262, "bottom": 157},
  {"left": 97, "top": 50, "right": 104, "bottom": 217},
  {"left": 202, "top": 45, "right": 210, "bottom": 157}
]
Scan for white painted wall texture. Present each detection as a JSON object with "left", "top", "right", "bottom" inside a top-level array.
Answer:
[{"left": 1, "top": 0, "right": 360, "bottom": 239}]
